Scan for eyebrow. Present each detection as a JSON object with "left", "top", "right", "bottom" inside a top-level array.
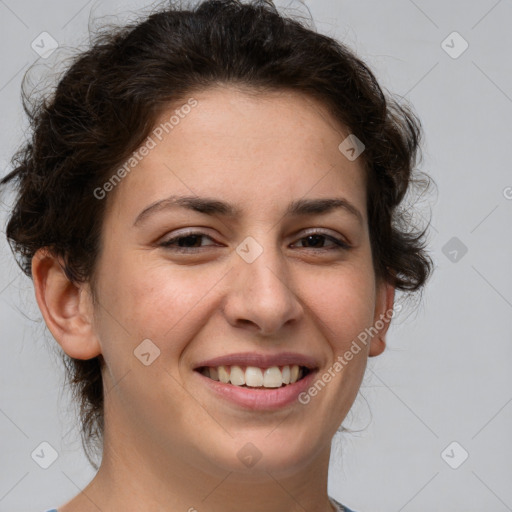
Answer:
[{"left": 133, "top": 195, "right": 364, "bottom": 226}]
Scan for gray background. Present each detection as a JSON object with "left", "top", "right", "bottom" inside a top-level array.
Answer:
[{"left": 1, "top": 0, "right": 511, "bottom": 511}]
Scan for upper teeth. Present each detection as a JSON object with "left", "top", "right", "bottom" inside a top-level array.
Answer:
[{"left": 201, "top": 365, "right": 304, "bottom": 388}]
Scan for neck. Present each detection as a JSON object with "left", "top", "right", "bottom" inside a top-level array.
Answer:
[{"left": 62, "top": 418, "right": 335, "bottom": 512}]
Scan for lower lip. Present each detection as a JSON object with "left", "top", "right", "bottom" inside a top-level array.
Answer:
[{"left": 194, "top": 369, "right": 318, "bottom": 411}]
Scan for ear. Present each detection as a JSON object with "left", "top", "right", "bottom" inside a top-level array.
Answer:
[
  {"left": 31, "top": 248, "right": 102, "bottom": 360},
  {"left": 368, "top": 279, "right": 395, "bottom": 358}
]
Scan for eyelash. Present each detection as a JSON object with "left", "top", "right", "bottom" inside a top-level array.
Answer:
[{"left": 159, "top": 230, "right": 351, "bottom": 253}]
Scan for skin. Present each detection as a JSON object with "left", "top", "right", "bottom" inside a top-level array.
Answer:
[{"left": 32, "top": 86, "right": 394, "bottom": 512}]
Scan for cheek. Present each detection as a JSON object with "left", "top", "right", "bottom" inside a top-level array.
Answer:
[
  {"left": 94, "top": 251, "right": 226, "bottom": 354},
  {"left": 298, "top": 261, "right": 377, "bottom": 350}
]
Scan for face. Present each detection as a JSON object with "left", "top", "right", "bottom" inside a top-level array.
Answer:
[{"left": 85, "top": 86, "right": 393, "bottom": 479}]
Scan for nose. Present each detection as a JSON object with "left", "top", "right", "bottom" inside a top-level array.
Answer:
[{"left": 221, "top": 236, "right": 304, "bottom": 336}]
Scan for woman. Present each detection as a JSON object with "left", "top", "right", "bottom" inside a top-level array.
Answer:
[{"left": 0, "top": 1, "right": 433, "bottom": 510}]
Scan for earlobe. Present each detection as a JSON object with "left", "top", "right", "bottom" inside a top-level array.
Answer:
[
  {"left": 31, "top": 248, "right": 102, "bottom": 360},
  {"left": 368, "top": 280, "right": 395, "bottom": 358}
]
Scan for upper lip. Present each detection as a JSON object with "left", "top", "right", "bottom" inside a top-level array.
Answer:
[{"left": 193, "top": 352, "right": 319, "bottom": 370}]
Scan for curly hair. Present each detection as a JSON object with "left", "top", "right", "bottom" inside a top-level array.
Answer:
[{"left": 0, "top": 0, "right": 434, "bottom": 468}]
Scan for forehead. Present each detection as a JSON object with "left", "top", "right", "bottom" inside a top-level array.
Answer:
[
  {"left": 105, "top": 86, "right": 367, "bottom": 224},
  {"left": 158, "top": 85, "right": 352, "bottom": 159}
]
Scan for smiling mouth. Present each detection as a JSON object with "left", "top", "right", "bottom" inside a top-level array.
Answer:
[{"left": 196, "top": 364, "right": 312, "bottom": 389}]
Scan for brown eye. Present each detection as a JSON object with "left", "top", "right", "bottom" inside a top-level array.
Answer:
[
  {"left": 292, "top": 232, "right": 350, "bottom": 251},
  {"left": 160, "top": 231, "right": 218, "bottom": 251}
]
